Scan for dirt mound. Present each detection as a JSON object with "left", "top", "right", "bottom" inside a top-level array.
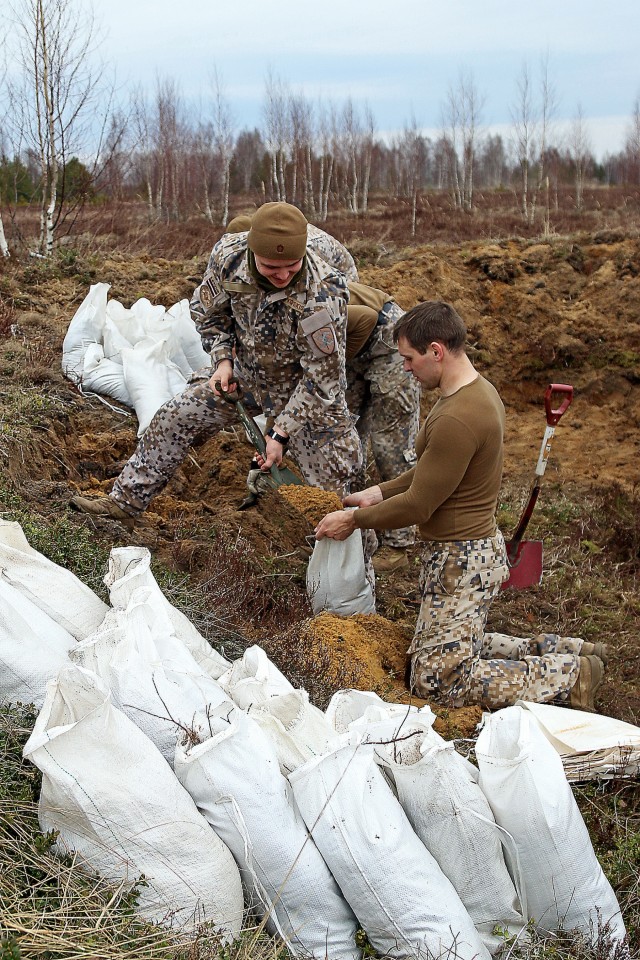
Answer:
[{"left": 2, "top": 234, "right": 639, "bottom": 726}]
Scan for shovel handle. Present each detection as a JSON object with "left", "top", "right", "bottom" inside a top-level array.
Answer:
[{"left": 545, "top": 384, "right": 573, "bottom": 426}]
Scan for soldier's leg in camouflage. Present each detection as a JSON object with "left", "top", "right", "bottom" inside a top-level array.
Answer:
[
  {"left": 409, "top": 533, "right": 583, "bottom": 708},
  {"left": 89, "top": 377, "right": 251, "bottom": 517}
]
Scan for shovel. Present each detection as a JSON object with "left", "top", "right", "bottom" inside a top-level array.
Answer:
[
  {"left": 501, "top": 383, "right": 573, "bottom": 591},
  {"left": 211, "top": 378, "right": 304, "bottom": 506}
]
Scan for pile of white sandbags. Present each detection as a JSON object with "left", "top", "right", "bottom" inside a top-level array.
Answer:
[
  {"left": 61, "top": 284, "right": 211, "bottom": 435},
  {"left": 0, "top": 519, "right": 631, "bottom": 957}
]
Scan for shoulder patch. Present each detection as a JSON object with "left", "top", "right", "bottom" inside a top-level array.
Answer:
[{"left": 310, "top": 326, "right": 337, "bottom": 355}]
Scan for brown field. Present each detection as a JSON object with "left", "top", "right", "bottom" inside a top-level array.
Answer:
[{"left": 1, "top": 191, "right": 639, "bottom": 955}]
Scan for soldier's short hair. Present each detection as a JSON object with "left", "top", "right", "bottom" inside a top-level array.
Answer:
[{"left": 393, "top": 301, "right": 467, "bottom": 354}]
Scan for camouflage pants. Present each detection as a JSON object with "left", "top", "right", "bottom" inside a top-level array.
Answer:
[
  {"left": 111, "top": 369, "right": 364, "bottom": 514},
  {"left": 409, "top": 531, "right": 581, "bottom": 709},
  {"left": 347, "top": 303, "right": 420, "bottom": 549}
]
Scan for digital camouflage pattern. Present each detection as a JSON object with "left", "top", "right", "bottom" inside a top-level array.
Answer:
[
  {"left": 347, "top": 300, "right": 420, "bottom": 548},
  {"left": 110, "top": 232, "right": 364, "bottom": 514},
  {"left": 307, "top": 224, "right": 359, "bottom": 282},
  {"left": 409, "top": 531, "right": 581, "bottom": 708}
]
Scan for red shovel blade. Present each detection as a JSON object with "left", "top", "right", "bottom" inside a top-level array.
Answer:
[{"left": 502, "top": 540, "right": 543, "bottom": 590}]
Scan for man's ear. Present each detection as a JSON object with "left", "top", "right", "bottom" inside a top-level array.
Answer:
[{"left": 430, "top": 341, "right": 445, "bottom": 361}]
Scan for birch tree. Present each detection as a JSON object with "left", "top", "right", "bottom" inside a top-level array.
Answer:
[
  {"left": 210, "top": 68, "right": 234, "bottom": 225},
  {"left": 440, "top": 72, "right": 483, "bottom": 211},
  {"left": 7, "top": 0, "right": 107, "bottom": 254},
  {"left": 568, "top": 104, "right": 592, "bottom": 211},
  {"left": 510, "top": 56, "right": 556, "bottom": 228}
]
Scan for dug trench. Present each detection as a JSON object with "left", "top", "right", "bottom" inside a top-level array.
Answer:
[{"left": 1, "top": 232, "right": 639, "bottom": 732}]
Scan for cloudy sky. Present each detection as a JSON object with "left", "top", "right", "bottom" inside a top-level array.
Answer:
[{"left": 97, "top": 0, "right": 638, "bottom": 159}]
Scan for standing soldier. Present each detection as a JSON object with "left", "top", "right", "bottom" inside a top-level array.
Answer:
[{"left": 70, "top": 202, "right": 364, "bottom": 526}]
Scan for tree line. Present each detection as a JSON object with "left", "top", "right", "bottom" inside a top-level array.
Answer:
[{"left": 1, "top": 0, "right": 640, "bottom": 257}]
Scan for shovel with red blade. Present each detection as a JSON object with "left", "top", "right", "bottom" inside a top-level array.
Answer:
[{"left": 501, "top": 383, "right": 574, "bottom": 590}]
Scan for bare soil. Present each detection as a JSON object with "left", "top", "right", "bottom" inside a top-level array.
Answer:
[{"left": 1, "top": 231, "right": 639, "bottom": 732}]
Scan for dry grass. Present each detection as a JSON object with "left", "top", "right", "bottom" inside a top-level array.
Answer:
[{"left": 0, "top": 709, "right": 290, "bottom": 960}]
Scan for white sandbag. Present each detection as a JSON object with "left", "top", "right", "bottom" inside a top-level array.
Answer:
[
  {"left": 0, "top": 574, "right": 74, "bottom": 708},
  {"left": 121, "top": 338, "right": 187, "bottom": 436},
  {"left": 307, "top": 523, "right": 375, "bottom": 616},
  {"left": 476, "top": 705, "right": 626, "bottom": 944},
  {"left": 325, "top": 688, "right": 421, "bottom": 735},
  {"left": 70, "top": 594, "right": 231, "bottom": 765},
  {"left": 175, "top": 705, "right": 359, "bottom": 959},
  {"left": 370, "top": 714, "right": 526, "bottom": 954},
  {"left": 61, "top": 282, "right": 109, "bottom": 381},
  {"left": 251, "top": 689, "right": 339, "bottom": 776},
  {"left": 23, "top": 664, "right": 244, "bottom": 937},
  {"left": 290, "top": 739, "right": 490, "bottom": 960},
  {"left": 165, "top": 299, "right": 211, "bottom": 372},
  {"left": 103, "top": 311, "right": 137, "bottom": 358},
  {"left": 81, "top": 343, "right": 131, "bottom": 405},
  {"left": 518, "top": 700, "right": 640, "bottom": 781},
  {"left": 0, "top": 519, "right": 108, "bottom": 640},
  {"left": 105, "top": 546, "right": 230, "bottom": 679},
  {"left": 217, "top": 644, "right": 294, "bottom": 709}
]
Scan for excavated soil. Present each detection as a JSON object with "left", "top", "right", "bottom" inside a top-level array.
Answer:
[{"left": 2, "top": 233, "right": 639, "bottom": 730}]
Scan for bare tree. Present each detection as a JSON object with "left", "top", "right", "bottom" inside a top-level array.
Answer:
[
  {"left": 440, "top": 71, "right": 483, "bottom": 211},
  {"left": 210, "top": 67, "right": 234, "bottom": 225},
  {"left": 568, "top": 103, "right": 592, "bottom": 211},
  {"left": 262, "top": 70, "right": 290, "bottom": 201},
  {"left": 7, "top": 0, "right": 109, "bottom": 254},
  {"left": 624, "top": 93, "right": 640, "bottom": 185},
  {"left": 510, "top": 56, "right": 556, "bottom": 228},
  {"left": 395, "top": 117, "right": 428, "bottom": 237}
]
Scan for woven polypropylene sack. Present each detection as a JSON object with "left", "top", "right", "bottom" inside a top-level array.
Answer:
[
  {"left": 105, "top": 546, "right": 230, "bottom": 679},
  {"left": 371, "top": 715, "right": 526, "bottom": 955},
  {"left": 290, "top": 740, "right": 490, "bottom": 960},
  {"left": 71, "top": 596, "right": 231, "bottom": 765},
  {"left": 0, "top": 520, "right": 108, "bottom": 640},
  {"left": 175, "top": 706, "right": 360, "bottom": 959},
  {"left": 23, "top": 664, "right": 244, "bottom": 938},
  {"left": 476, "top": 705, "right": 626, "bottom": 945},
  {"left": 0, "top": 574, "right": 74, "bottom": 709},
  {"left": 307, "top": 526, "right": 375, "bottom": 616},
  {"left": 250, "top": 689, "right": 339, "bottom": 776}
]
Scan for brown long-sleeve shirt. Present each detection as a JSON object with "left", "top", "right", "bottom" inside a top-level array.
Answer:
[{"left": 354, "top": 375, "right": 505, "bottom": 541}]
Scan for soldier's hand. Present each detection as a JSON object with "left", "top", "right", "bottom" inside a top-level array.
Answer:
[
  {"left": 343, "top": 485, "right": 383, "bottom": 508},
  {"left": 210, "top": 360, "right": 235, "bottom": 396},
  {"left": 258, "top": 436, "right": 286, "bottom": 471}
]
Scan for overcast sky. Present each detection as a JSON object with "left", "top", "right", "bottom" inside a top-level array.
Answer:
[{"left": 97, "top": 0, "right": 638, "bottom": 160}]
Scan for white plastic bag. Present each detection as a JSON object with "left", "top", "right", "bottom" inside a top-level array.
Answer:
[
  {"left": 0, "top": 574, "right": 74, "bottom": 708},
  {"left": 476, "top": 705, "right": 626, "bottom": 944},
  {"left": 23, "top": 664, "right": 244, "bottom": 938},
  {"left": 325, "top": 688, "right": 421, "bottom": 735},
  {"left": 290, "top": 739, "right": 490, "bottom": 960},
  {"left": 61, "top": 282, "right": 109, "bottom": 382},
  {"left": 250, "top": 689, "right": 339, "bottom": 776},
  {"left": 370, "top": 714, "right": 526, "bottom": 954},
  {"left": 307, "top": 524, "right": 375, "bottom": 616},
  {"left": 0, "top": 520, "right": 108, "bottom": 640},
  {"left": 175, "top": 705, "right": 359, "bottom": 959},
  {"left": 81, "top": 343, "right": 131, "bottom": 404},
  {"left": 121, "top": 338, "right": 187, "bottom": 436},
  {"left": 105, "top": 546, "right": 230, "bottom": 679},
  {"left": 71, "top": 594, "right": 231, "bottom": 765},
  {"left": 217, "top": 644, "right": 294, "bottom": 708}
]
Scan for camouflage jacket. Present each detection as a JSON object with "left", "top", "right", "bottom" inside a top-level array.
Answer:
[
  {"left": 307, "top": 224, "right": 358, "bottom": 282},
  {"left": 190, "top": 232, "right": 353, "bottom": 440}
]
